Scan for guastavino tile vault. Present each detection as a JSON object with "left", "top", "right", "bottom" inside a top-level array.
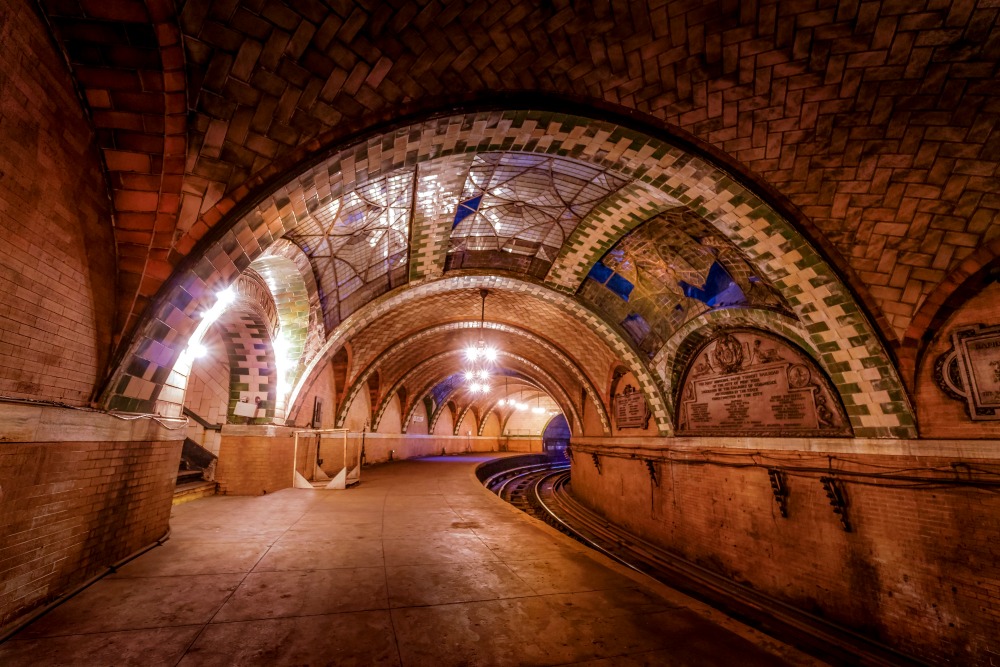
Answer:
[{"left": 0, "top": 0, "right": 999, "bottom": 664}]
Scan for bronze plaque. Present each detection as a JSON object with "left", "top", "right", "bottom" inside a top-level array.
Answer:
[
  {"left": 936, "top": 324, "right": 1000, "bottom": 419},
  {"left": 677, "top": 330, "right": 851, "bottom": 437},
  {"left": 613, "top": 384, "right": 651, "bottom": 430}
]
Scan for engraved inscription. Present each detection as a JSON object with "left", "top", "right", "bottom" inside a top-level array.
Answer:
[
  {"left": 614, "top": 384, "right": 651, "bottom": 430},
  {"left": 677, "top": 330, "right": 851, "bottom": 437}
]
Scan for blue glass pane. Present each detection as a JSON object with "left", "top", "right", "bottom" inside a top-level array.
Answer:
[
  {"left": 679, "top": 261, "right": 747, "bottom": 307},
  {"left": 452, "top": 195, "right": 482, "bottom": 228},
  {"left": 587, "top": 262, "right": 613, "bottom": 284},
  {"left": 606, "top": 273, "right": 634, "bottom": 301}
]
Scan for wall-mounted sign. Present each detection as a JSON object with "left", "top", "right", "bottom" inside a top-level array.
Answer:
[
  {"left": 233, "top": 399, "right": 258, "bottom": 418},
  {"left": 677, "top": 330, "right": 851, "bottom": 437},
  {"left": 936, "top": 323, "right": 1000, "bottom": 420},
  {"left": 613, "top": 384, "right": 651, "bottom": 430},
  {"left": 233, "top": 393, "right": 267, "bottom": 419}
]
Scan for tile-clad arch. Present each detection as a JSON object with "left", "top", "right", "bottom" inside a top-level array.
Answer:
[
  {"left": 104, "top": 110, "right": 911, "bottom": 436},
  {"left": 470, "top": 377, "right": 549, "bottom": 437},
  {"left": 213, "top": 309, "right": 277, "bottom": 424},
  {"left": 283, "top": 274, "right": 665, "bottom": 431},
  {"left": 334, "top": 321, "right": 610, "bottom": 434},
  {"left": 376, "top": 350, "right": 582, "bottom": 435}
]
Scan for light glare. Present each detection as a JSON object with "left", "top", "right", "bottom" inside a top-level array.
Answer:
[{"left": 216, "top": 287, "right": 236, "bottom": 306}]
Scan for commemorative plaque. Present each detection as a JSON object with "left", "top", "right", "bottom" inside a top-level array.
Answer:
[
  {"left": 613, "top": 384, "right": 651, "bottom": 430},
  {"left": 677, "top": 330, "right": 851, "bottom": 437},
  {"left": 936, "top": 323, "right": 1000, "bottom": 420}
]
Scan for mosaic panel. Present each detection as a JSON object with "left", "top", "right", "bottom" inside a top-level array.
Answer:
[{"left": 654, "top": 308, "right": 814, "bottom": 409}]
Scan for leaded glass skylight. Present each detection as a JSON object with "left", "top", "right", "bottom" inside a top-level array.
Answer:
[
  {"left": 448, "top": 153, "right": 628, "bottom": 274},
  {"left": 287, "top": 171, "right": 413, "bottom": 330}
]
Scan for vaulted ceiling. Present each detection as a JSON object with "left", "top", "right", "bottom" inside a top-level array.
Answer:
[{"left": 33, "top": 0, "right": 1000, "bottom": 438}]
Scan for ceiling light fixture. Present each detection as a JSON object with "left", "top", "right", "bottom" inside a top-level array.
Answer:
[{"left": 464, "top": 289, "right": 498, "bottom": 394}]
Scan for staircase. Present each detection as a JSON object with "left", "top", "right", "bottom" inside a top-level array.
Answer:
[{"left": 174, "top": 438, "right": 218, "bottom": 505}]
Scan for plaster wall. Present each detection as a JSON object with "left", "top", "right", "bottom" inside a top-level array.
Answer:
[
  {"left": 433, "top": 406, "right": 454, "bottom": 436},
  {"left": 378, "top": 395, "right": 403, "bottom": 433}
]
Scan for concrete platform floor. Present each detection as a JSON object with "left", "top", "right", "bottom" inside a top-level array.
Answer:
[{"left": 1, "top": 455, "right": 824, "bottom": 666}]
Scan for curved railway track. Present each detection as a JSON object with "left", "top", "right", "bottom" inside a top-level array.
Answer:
[{"left": 483, "top": 456, "right": 926, "bottom": 667}]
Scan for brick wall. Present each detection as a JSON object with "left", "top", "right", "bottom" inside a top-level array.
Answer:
[
  {"left": 0, "top": 0, "right": 115, "bottom": 404},
  {"left": 354, "top": 434, "right": 502, "bottom": 465},
  {"left": 214, "top": 425, "right": 502, "bottom": 495},
  {"left": 570, "top": 440, "right": 1000, "bottom": 665},
  {"left": 0, "top": 406, "right": 182, "bottom": 632},
  {"left": 214, "top": 426, "right": 297, "bottom": 496}
]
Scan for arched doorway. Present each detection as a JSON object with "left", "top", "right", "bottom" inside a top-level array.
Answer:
[{"left": 542, "top": 414, "right": 570, "bottom": 452}]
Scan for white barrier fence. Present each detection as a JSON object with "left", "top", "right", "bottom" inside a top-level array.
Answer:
[{"left": 292, "top": 429, "right": 361, "bottom": 489}]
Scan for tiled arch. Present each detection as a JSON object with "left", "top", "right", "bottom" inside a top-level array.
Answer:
[
  {"left": 474, "top": 378, "right": 548, "bottom": 437},
  {"left": 333, "top": 321, "right": 610, "bottom": 434},
  {"left": 452, "top": 404, "right": 478, "bottom": 437},
  {"left": 214, "top": 308, "right": 278, "bottom": 424},
  {"left": 432, "top": 374, "right": 545, "bottom": 437},
  {"left": 285, "top": 274, "right": 666, "bottom": 432},
  {"left": 387, "top": 350, "right": 583, "bottom": 435},
  {"left": 255, "top": 240, "right": 326, "bottom": 384},
  {"left": 427, "top": 381, "right": 470, "bottom": 436},
  {"left": 899, "top": 237, "right": 1000, "bottom": 391},
  {"left": 104, "top": 109, "right": 911, "bottom": 436},
  {"left": 652, "top": 308, "right": 908, "bottom": 437}
]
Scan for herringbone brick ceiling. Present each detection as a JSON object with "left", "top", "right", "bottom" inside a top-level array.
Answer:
[{"left": 39, "top": 0, "right": 1000, "bottom": 400}]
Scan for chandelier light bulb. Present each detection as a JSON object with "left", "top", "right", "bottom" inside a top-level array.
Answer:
[
  {"left": 477, "top": 369, "right": 489, "bottom": 380},
  {"left": 465, "top": 346, "right": 480, "bottom": 361},
  {"left": 464, "top": 371, "right": 475, "bottom": 381},
  {"left": 483, "top": 347, "right": 497, "bottom": 362}
]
